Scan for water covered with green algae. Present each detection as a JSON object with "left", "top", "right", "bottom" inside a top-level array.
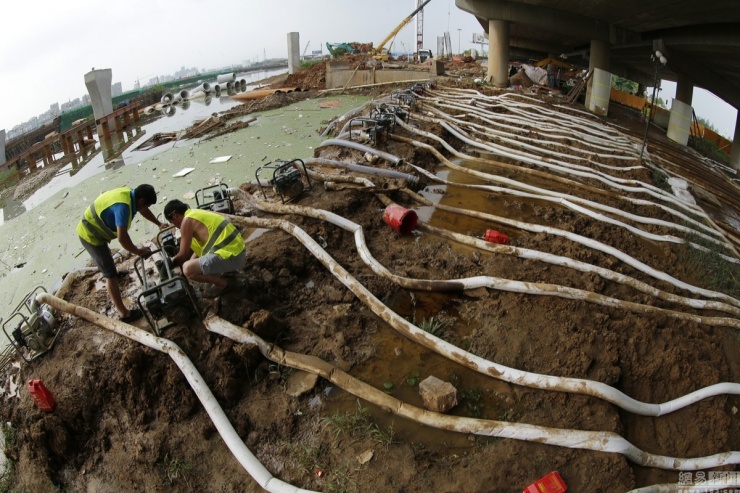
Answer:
[{"left": 0, "top": 93, "right": 369, "bottom": 326}]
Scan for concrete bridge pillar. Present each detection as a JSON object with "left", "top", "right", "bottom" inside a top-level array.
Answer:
[
  {"left": 585, "top": 39, "right": 611, "bottom": 114},
  {"left": 487, "top": 19, "right": 510, "bottom": 87},
  {"left": 667, "top": 77, "right": 694, "bottom": 147},
  {"left": 84, "top": 69, "right": 114, "bottom": 137},
  {"left": 287, "top": 32, "right": 300, "bottom": 75},
  {"left": 0, "top": 129, "right": 6, "bottom": 167},
  {"left": 730, "top": 113, "right": 740, "bottom": 170}
]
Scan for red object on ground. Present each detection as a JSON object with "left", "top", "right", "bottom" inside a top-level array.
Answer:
[
  {"left": 382, "top": 205, "right": 418, "bottom": 234},
  {"left": 315, "top": 469, "right": 325, "bottom": 478},
  {"left": 523, "top": 471, "right": 567, "bottom": 493},
  {"left": 484, "top": 229, "right": 509, "bottom": 244},
  {"left": 28, "top": 379, "right": 57, "bottom": 412}
]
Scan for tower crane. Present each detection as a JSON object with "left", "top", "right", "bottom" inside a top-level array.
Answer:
[{"left": 302, "top": 41, "right": 311, "bottom": 59}]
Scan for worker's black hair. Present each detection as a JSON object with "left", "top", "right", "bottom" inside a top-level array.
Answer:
[
  {"left": 134, "top": 184, "right": 157, "bottom": 206},
  {"left": 163, "top": 199, "right": 190, "bottom": 219}
]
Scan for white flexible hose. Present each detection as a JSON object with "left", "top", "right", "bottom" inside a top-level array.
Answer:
[
  {"left": 627, "top": 477, "right": 740, "bottom": 492},
  {"left": 222, "top": 203, "right": 740, "bottom": 416},
  {"left": 206, "top": 315, "right": 740, "bottom": 472},
  {"left": 392, "top": 115, "right": 724, "bottom": 240},
  {"left": 409, "top": 162, "right": 738, "bottom": 259},
  {"left": 35, "top": 293, "right": 317, "bottom": 493}
]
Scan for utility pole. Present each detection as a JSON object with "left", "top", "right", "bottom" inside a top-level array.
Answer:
[{"left": 457, "top": 28, "right": 462, "bottom": 55}]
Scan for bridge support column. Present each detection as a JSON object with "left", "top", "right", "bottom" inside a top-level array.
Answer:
[
  {"left": 730, "top": 113, "right": 740, "bottom": 171},
  {"left": 287, "top": 32, "right": 300, "bottom": 75},
  {"left": 84, "top": 69, "right": 114, "bottom": 137},
  {"left": 667, "top": 77, "right": 694, "bottom": 146},
  {"left": 487, "top": 19, "right": 510, "bottom": 87},
  {"left": 585, "top": 39, "right": 610, "bottom": 114},
  {"left": 0, "top": 130, "right": 6, "bottom": 167}
]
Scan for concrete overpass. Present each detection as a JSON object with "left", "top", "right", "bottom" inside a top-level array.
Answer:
[{"left": 456, "top": 0, "right": 740, "bottom": 168}]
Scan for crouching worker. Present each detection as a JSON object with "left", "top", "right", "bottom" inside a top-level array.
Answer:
[
  {"left": 77, "top": 184, "right": 164, "bottom": 323},
  {"left": 163, "top": 199, "right": 246, "bottom": 298}
]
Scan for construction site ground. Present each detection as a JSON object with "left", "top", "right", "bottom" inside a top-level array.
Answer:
[{"left": 1, "top": 59, "right": 738, "bottom": 493}]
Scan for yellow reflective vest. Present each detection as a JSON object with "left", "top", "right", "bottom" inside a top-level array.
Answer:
[
  {"left": 184, "top": 208, "right": 244, "bottom": 259},
  {"left": 76, "top": 188, "right": 133, "bottom": 246}
]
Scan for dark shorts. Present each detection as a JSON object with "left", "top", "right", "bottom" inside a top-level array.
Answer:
[
  {"left": 80, "top": 237, "right": 117, "bottom": 278},
  {"left": 198, "top": 250, "right": 246, "bottom": 276}
]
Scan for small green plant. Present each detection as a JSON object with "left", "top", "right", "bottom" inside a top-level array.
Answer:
[
  {"left": 416, "top": 317, "right": 449, "bottom": 338},
  {"left": 321, "top": 400, "right": 395, "bottom": 448},
  {"left": 681, "top": 232, "right": 740, "bottom": 299},
  {"left": 325, "top": 461, "right": 358, "bottom": 493},
  {"left": 460, "top": 388, "right": 485, "bottom": 418},
  {"left": 285, "top": 442, "right": 324, "bottom": 475},
  {"left": 405, "top": 370, "right": 421, "bottom": 387},
  {"left": 161, "top": 453, "right": 191, "bottom": 485}
]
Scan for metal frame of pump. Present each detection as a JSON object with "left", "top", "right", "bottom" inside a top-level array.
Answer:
[
  {"left": 255, "top": 159, "right": 311, "bottom": 204},
  {"left": 134, "top": 228, "right": 200, "bottom": 335},
  {"left": 195, "top": 184, "right": 235, "bottom": 215},
  {"left": 2, "top": 286, "right": 58, "bottom": 362}
]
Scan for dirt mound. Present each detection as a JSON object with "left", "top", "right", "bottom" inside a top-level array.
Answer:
[{"left": 281, "top": 61, "right": 327, "bottom": 91}]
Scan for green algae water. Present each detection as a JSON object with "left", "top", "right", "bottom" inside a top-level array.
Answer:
[{"left": 0, "top": 93, "right": 370, "bottom": 331}]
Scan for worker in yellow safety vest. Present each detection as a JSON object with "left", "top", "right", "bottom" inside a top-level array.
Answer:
[
  {"left": 77, "top": 184, "right": 165, "bottom": 322},
  {"left": 163, "top": 199, "right": 246, "bottom": 298}
]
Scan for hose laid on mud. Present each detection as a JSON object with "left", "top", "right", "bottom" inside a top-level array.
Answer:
[
  {"left": 35, "top": 293, "right": 317, "bottom": 493},
  {"left": 627, "top": 477, "right": 740, "bottom": 492},
  {"left": 203, "top": 315, "right": 740, "bottom": 471},
  {"left": 431, "top": 114, "right": 704, "bottom": 218},
  {"left": 400, "top": 186, "right": 740, "bottom": 307},
  {"left": 235, "top": 188, "right": 740, "bottom": 324},
  {"left": 425, "top": 100, "right": 640, "bottom": 167},
  {"left": 303, "top": 157, "right": 418, "bottom": 185},
  {"left": 347, "top": 130, "right": 739, "bottom": 300},
  {"left": 409, "top": 162, "right": 738, "bottom": 260},
  {"left": 222, "top": 209, "right": 740, "bottom": 416},
  {"left": 318, "top": 138, "right": 403, "bottom": 166},
  {"left": 392, "top": 115, "right": 727, "bottom": 242}
]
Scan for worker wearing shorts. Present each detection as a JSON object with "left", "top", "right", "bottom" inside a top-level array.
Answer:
[
  {"left": 163, "top": 199, "right": 245, "bottom": 297},
  {"left": 77, "top": 184, "right": 164, "bottom": 322}
]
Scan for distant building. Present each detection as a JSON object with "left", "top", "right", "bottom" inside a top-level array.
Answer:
[
  {"left": 112, "top": 82, "right": 123, "bottom": 96},
  {"left": 50, "top": 103, "right": 60, "bottom": 117}
]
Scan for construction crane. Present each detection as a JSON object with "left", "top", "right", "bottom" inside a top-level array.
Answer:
[
  {"left": 302, "top": 41, "right": 311, "bottom": 60},
  {"left": 416, "top": 0, "right": 425, "bottom": 51},
  {"left": 372, "top": 0, "right": 432, "bottom": 61}
]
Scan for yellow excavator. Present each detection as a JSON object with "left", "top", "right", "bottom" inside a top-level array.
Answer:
[{"left": 372, "top": 0, "right": 432, "bottom": 61}]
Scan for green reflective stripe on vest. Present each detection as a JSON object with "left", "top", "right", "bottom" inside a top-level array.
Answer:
[
  {"left": 185, "top": 208, "right": 244, "bottom": 259},
  {"left": 201, "top": 220, "right": 229, "bottom": 255},
  {"left": 77, "top": 187, "right": 133, "bottom": 245},
  {"left": 81, "top": 218, "right": 110, "bottom": 243},
  {"left": 87, "top": 202, "right": 116, "bottom": 241},
  {"left": 208, "top": 228, "right": 239, "bottom": 255}
]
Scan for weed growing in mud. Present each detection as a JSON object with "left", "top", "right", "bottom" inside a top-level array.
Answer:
[
  {"left": 415, "top": 317, "right": 449, "bottom": 339},
  {"left": 325, "top": 461, "right": 358, "bottom": 493},
  {"left": 0, "top": 424, "right": 18, "bottom": 493},
  {"left": 285, "top": 442, "right": 325, "bottom": 475},
  {"left": 460, "top": 388, "right": 485, "bottom": 418},
  {"left": 650, "top": 166, "right": 672, "bottom": 193},
  {"left": 681, "top": 232, "right": 740, "bottom": 299},
  {"left": 321, "top": 400, "right": 395, "bottom": 449},
  {"left": 161, "top": 453, "right": 192, "bottom": 487}
]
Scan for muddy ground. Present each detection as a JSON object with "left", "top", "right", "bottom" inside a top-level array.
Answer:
[{"left": 1, "top": 62, "right": 738, "bottom": 493}]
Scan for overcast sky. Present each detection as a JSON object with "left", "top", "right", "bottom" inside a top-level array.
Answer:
[
  {"left": 1, "top": 0, "right": 736, "bottom": 138},
  {"left": 0, "top": 0, "right": 481, "bottom": 131}
]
